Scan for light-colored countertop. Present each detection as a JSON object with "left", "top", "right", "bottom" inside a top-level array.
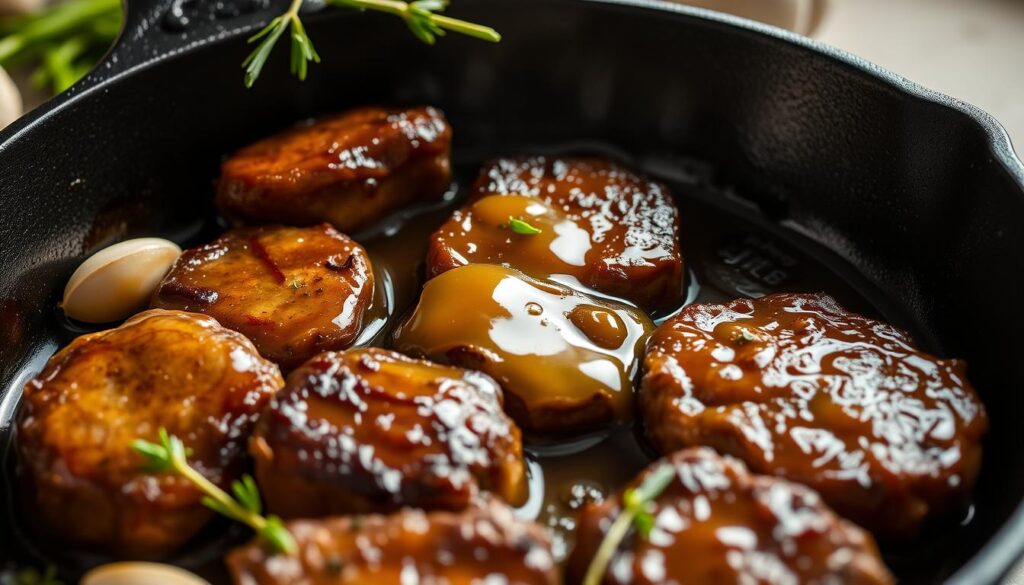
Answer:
[{"left": 815, "top": 0, "right": 1024, "bottom": 152}]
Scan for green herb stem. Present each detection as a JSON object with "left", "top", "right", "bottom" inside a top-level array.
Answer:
[
  {"left": 132, "top": 429, "right": 296, "bottom": 555},
  {"left": 244, "top": 0, "right": 498, "bottom": 86},
  {"left": 582, "top": 464, "right": 677, "bottom": 585},
  {"left": 332, "top": 0, "right": 499, "bottom": 41},
  {"left": 428, "top": 12, "right": 499, "bottom": 41},
  {"left": 582, "top": 509, "right": 635, "bottom": 585},
  {"left": 174, "top": 458, "right": 259, "bottom": 529}
]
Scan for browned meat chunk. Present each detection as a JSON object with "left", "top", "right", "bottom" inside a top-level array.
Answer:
[
  {"left": 640, "top": 293, "right": 988, "bottom": 538},
  {"left": 15, "top": 310, "right": 283, "bottom": 557},
  {"left": 227, "top": 498, "right": 558, "bottom": 585},
  {"left": 152, "top": 224, "right": 374, "bottom": 369},
  {"left": 567, "top": 448, "right": 894, "bottom": 585},
  {"left": 216, "top": 106, "right": 451, "bottom": 232},
  {"left": 393, "top": 264, "right": 653, "bottom": 434},
  {"left": 251, "top": 348, "right": 527, "bottom": 518},
  {"left": 426, "top": 157, "right": 683, "bottom": 312}
]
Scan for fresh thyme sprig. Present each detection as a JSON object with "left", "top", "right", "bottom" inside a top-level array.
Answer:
[
  {"left": 132, "top": 428, "right": 296, "bottom": 555},
  {"left": 508, "top": 216, "right": 542, "bottom": 235},
  {"left": 582, "top": 463, "right": 676, "bottom": 585},
  {"left": 243, "top": 0, "right": 500, "bottom": 87}
]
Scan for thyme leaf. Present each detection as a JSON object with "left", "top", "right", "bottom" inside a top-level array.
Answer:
[{"left": 508, "top": 216, "right": 543, "bottom": 235}]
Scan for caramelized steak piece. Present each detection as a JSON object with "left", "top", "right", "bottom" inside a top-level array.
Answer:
[
  {"left": 393, "top": 264, "right": 653, "bottom": 434},
  {"left": 15, "top": 310, "right": 283, "bottom": 556},
  {"left": 567, "top": 448, "right": 894, "bottom": 585},
  {"left": 252, "top": 348, "right": 527, "bottom": 517},
  {"left": 227, "top": 498, "right": 558, "bottom": 585},
  {"left": 152, "top": 224, "right": 374, "bottom": 369},
  {"left": 216, "top": 106, "right": 451, "bottom": 232},
  {"left": 427, "top": 157, "right": 683, "bottom": 312},
  {"left": 640, "top": 293, "right": 988, "bottom": 538}
]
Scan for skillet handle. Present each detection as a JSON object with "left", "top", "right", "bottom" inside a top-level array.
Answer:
[{"left": 75, "top": 0, "right": 286, "bottom": 88}]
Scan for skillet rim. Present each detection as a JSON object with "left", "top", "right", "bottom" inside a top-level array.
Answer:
[{"left": 0, "top": 0, "right": 1023, "bottom": 582}]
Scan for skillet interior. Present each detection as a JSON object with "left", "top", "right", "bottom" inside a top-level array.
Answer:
[{"left": 1, "top": 0, "right": 1024, "bottom": 582}]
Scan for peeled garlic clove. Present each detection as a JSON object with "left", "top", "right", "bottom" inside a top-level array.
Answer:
[
  {"left": 81, "top": 562, "right": 210, "bottom": 585},
  {"left": 0, "top": 65, "right": 22, "bottom": 129},
  {"left": 63, "top": 237, "right": 182, "bottom": 323}
]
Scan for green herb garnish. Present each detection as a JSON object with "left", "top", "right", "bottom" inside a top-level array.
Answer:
[
  {"left": 7, "top": 565, "right": 62, "bottom": 585},
  {"left": 582, "top": 463, "right": 676, "bottom": 585},
  {"left": 0, "top": 0, "right": 497, "bottom": 96},
  {"left": 730, "top": 327, "right": 756, "bottom": 345},
  {"left": 243, "top": 0, "right": 500, "bottom": 87},
  {"left": 507, "top": 216, "right": 542, "bottom": 235},
  {"left": 132, "top": 428, "right": 296, "bottom": 555},
  {"left": 0, "top": 0, "right": 121, "bottom": 94}
]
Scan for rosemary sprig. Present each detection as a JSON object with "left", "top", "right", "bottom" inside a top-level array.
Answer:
[
  {"left": 243, "top": 0, "right": 500, "bottom": 87},
  {"left": 241, "top": 0, "right": 318, "bottom": 88},
  {"left": 132, "top": 428, "right": 296, "bottom": 555},
  {"left": 582, "top": 463, "right": 676, "bottom": 585},
  {"left": 508, "top": 216, "right": 542, "bottom": 235}
]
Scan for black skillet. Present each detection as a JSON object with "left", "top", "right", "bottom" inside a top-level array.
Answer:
[{"left": 1, "top": 0, "right": 1024, "bottom": 583}]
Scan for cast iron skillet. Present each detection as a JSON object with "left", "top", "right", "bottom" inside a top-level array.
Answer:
[{"left": 1, "top": 0, "right": 1023, "bottom": 582}]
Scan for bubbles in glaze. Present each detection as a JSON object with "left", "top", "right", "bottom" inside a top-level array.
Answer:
[
  {"left": 567, "top": 448, "right": 894, "bottom": 585},
  {"left": 251, "top": 348, "right": 527, "bottom": 518},
  {"left": 227, "top": 498, "right": 559, "bottom": 585},
  {"left": 640, "top": 293, "right": 988, "bottom": 537},
  {"left": 393, "top": 264, "right": 653, "bottom": 434},
  {"left": 427, "top": 157, "right": 684, "bottom": 313}
]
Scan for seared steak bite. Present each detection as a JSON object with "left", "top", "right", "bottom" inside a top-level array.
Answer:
[
  {"left": 393, "top": 264, "right": 654, "bottom": 435},
  {"left": 251, "top": 348, "right": 527, "bottom": 518},
  {"left": 567, "top": 448, "right": 894, "bottom": 585},
  {"left": 152, "top": 223, "right": 374, "bottom": 369},
  {"left": 15, "top": 309, "right": 283, "bottom": 557},
  {"left": 427, "top": 156, "right": 683, "bottom": 312},
  {"left": 640, "top": 292, "right": 988, "bottom": 538},
  {"left": 216, "top": 106, "right": 451, "bottom": 232},
  {"left": 227, "top": 498, "right": 559, "bottom": 585}
]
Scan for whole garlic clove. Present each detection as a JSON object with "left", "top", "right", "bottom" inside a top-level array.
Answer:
[
  {"left": 0, "top": 65, "right": 23, "bottom": 129},
  {"left": 81, "top": 562, "right": 211, "bottom": 585},
  {"left": 63, "top": 237, "right": 182, "bottom": 323}
]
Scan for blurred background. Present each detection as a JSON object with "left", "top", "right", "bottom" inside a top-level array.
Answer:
[
  {"left": 686, "top": 0, "right": 1024, "bottom": 147},
  {"left": 1, "top": 0, "right": 1023, "bottom": 150}
]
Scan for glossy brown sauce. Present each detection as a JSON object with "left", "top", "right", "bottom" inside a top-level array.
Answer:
[{"left": 0, "top": 150, "right": 974, "bottom": 582}]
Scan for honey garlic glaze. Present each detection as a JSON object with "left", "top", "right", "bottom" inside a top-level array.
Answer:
[
  {"left": 152, "top": 224, "right": 375, "bottom": 369},
  {"left": 392, "top": 264, "right": 653, "bottom": 435},
  {"left": 641, "top": 293, "right": 988, "bottom": 539},
  {"left": 567, "top": 448, "right": 894, "bottom": 585},
  {"left": 427, "top": 157, "right": 684, "bottom": 314},
  {"left": 251, "top": 348, "right": 527, "bottom": 518},
  {"left": 226, "top": 498, "right": 559, "bottom": 584},
  {"left": 0, "top": 153, "right": 983, "bottom": 583}
]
